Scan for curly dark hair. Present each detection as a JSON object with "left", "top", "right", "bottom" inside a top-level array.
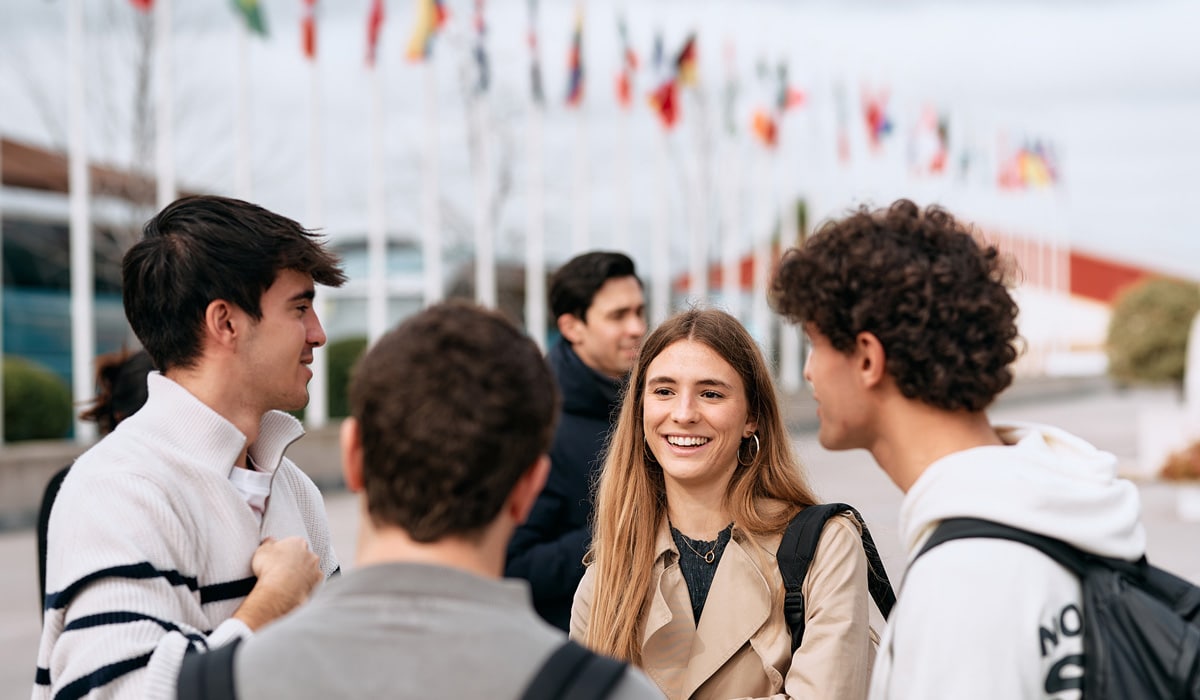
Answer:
[
  {"left": 349, "top": 300, "right": 559, "bottom": 542},
  {"left": 771, "top": 199, "right": 1021, "bottom": 412}
]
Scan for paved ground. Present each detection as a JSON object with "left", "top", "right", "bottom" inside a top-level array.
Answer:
[{"left": 2, "top": 383, "right": 1196, "bottom": 694}]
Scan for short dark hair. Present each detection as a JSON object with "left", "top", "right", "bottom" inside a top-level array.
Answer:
[
  {"left": 549, "top": 251, "right": 640, "bottom": 321},
  {"left": 771, "top": 199, "right": 1020, "bottom": 412},
  {"left": 122, "top": 195, "right": 346, "bottom": 372},
  {"left": 349, "top": 301, "right": 559, "bottom": 542}
]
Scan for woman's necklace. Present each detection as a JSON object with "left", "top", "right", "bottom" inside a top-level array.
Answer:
[{"left": 678, "top": 535, "right": 717, "bottom": 564}]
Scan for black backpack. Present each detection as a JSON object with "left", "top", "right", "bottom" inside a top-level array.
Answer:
[
  {"left": 177, "top": 637, "right": 627, "bottom": 700},
  {"left": 776, "top": 503, "right": 897, "bottom": 651},
  {"left": 916, "top": 517, "right": 1200, "bottom": 699}
]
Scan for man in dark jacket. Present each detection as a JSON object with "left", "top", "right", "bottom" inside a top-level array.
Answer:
[{"left": 506, "top": 251, "right": 646, "bottom": 630}]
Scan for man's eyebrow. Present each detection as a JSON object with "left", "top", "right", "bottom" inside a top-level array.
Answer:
[{"left": 289, "top": 289, "right": 316, "bottom": 302}]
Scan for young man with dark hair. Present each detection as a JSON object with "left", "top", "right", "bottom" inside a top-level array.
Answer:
[
  {"left": 35, "top": 195, "right": 347, "bottom": 698},
  {"left": 506, "top": 251, "right": 647, "bottom": 630},
  {"left": 771, "top": 199, "right": 1146, "bottom": 699},
  {"left": 182, "top": 301, "right": 660, "bottom": 698}
]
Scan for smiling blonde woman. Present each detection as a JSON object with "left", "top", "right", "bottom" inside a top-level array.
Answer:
[{"left": 571, "top": 308, "right": 876, "bottom": 700}]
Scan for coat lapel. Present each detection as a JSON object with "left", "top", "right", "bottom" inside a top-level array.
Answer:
[{"left": 679, "top": 532, "right": 773, "bottom": 698}]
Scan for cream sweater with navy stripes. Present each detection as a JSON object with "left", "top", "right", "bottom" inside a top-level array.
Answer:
[{"left": 34, "top": 373, "right": 339, "bottom": 699}]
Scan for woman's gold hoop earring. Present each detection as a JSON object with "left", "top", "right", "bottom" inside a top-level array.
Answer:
[{"left": 737, "top": 433, "right": 760, "bottom": 467}]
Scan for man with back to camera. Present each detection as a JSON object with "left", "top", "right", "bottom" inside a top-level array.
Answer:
[
  {"left": 35, "top": 195, "right": 346, "bottom": 698},
  {"left": 506, "top": 251, "right": 647, "bottom": 631},
  {"left": 770, "top": 199, "right": 1146, "bottom": 699},
  {"left": 177, "top": 301, "right": 662, "bottom": 699}
]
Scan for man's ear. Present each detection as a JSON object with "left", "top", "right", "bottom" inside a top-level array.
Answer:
[
  {"left": 509, "top": 455, "right": 551, "bottom": 524},
  {"left": 856, "top": 331, "right": 888, "bottom": 389},
  {"left": 203, "top": 299, "right": 241, "bottom": 351},
  {"left": 557, "top": 313, "right": 585, "bottom": 345},
  {"left": 340, "top": 417, "right": 365, "bottom": 493}
]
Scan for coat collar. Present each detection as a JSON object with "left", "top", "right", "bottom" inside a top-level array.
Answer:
[{"left": 643, "top": 518, "right": 775, "bottom": 699}]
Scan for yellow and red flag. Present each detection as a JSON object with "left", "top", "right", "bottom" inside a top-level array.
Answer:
[
  {"left": 406, "top": 0, "right": 448, "bottom": 62},
  {"left": 302, "top": 0, "right": 317, "bottom": 60}
]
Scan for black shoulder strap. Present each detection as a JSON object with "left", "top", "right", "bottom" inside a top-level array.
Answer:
[
  {"left": 778, "top": 503, "right": 897, "bottom": 651},
  {"left": 521, "top": 640, "right": 628, "bottom": 700},
  {"left": 38, "top": 465, "right": 72, "bottom": 615},
  {"left": 915, "top": 517, "right": 1090, "bottom": 578},
  {"left": 176, "top": 637, "right": 243, "bottom": 700}
]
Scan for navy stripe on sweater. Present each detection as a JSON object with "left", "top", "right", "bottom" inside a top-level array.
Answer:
[
  {"left": 45, "top": 562, "right": 199, "bottom": 611},
  {"left": 35, "top": 667, "right": 49, "bottom": 685},
  {"left": 63, "top": 611, "right": 207, "bottom": 645},
  {"left": 51, "top": 652, "right": 153, "bottom": 700},
  {"left": 199, "top": 576, "right": 256, "bottom": 604}
]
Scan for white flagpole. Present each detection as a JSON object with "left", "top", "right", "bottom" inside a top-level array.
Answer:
[
  {"left": 473, "top": 98, "right": 496, "bottom": 307},
  {"left": 650, "top": 133, "right": 670, "bottom": 326},
  {"left": 154, "top": 0, "right": 175, "bottom": 208},
  {"left": 688, "top": 109, "right": 708, "bottom": 303},
  {"left": 778, "top": 160, "right": 801, "bottom": 392},
  {"left": 525, "top": 104, "right": 546, "bottom": 350},
  {"left": 616, "top": 109, "right": 631, "bottom": 253},
  {"left": 751, "top": 147, "right": 772, "bottom": 357},
  {"left": 721, "top": 141, "right": 742, "bottom": 320},
  {"left": 305, "top": 34, "right": 329, "bottom": 430},
  {"left": 421, "top": 65, "right": 443, "bottom": 306},
  {"left": 571, "top": 115, "right": 589, "bottom": 254},
  {"left": 235, "top": 21, "right": 253, "bottom": 199},
  {"left": 68, "top": 0, "right": 97, "bottom": 444},
  {"left": 366, "top": 65, "right": 387, "bottom": 344}
]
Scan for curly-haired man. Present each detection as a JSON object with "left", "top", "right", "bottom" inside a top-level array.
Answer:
[{"left": 772, "top": 199, "right": 1145, "bottom": 700}]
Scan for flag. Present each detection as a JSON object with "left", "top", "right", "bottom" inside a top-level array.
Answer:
[
  {"left": 472, "top": 0, "right": 489, "bottom": 93},
  {"left": 647, "top": 80, "right": 678, "bottom": 128},
  {"left": 527, "top": 0, "right": 544, "bottom": 105},
  {"left": 406, "top": 0, "right": 448, "bottom": 62},
  {"left": 231, "top": 0, "right": 268, "bottom": 36},
  {"left": 674, "top": 34, "right": 697, "bottom": 87},
  {"left": 998, "top": 139, "right": 1058, "bottom": 189},
  {"left": 366, "top": 0, "right": 385, "bottom": 67},
  {"left": 615, "top": 15, "right": 638, "bottom": 109},
  {"left": 302, "top": 0, "right": 317, "bottom": 60},
  {"left": 775, "top": 63, "right": 805, "bottom": 112},
  {"left": 564, "top": 4, "right": 585, "bottom": 107},
  {"left": 862, "top": 87, "right": 894, "bottom": 151},
  {"left": 752, "top": 109, "right": 777, "bottom": 147},
  {"left": 130, "top": 0, "right": 152, "bottom": 11}
]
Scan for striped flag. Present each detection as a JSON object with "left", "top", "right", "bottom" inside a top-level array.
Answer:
[
  {"left": 564, "top": 4, "right": 585, "bottom": 107},
  {"left": 615, "top": 15, "right": 637, "bottom": 109},
  {"left": 302, "top": 0, "right": 317, "bottom": 60},
  {"left": 674, "top": 34, "right": 697, "bottom": 87},
  {"left": 406, "top": 0, "right": 448, "bottom": 62},
  {"left": 231, "top": 0, "right": 267, "bottom": 36},
  {"left": 365, "top": 0, "right": 384, "bottom": 67},
  {"left": 527, "top": 0, "right": 544, "bottom": 105}
]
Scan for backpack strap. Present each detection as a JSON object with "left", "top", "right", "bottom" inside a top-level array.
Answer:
[
  {"left": 520, "top": 639, "right": 628, "bottom": 700},
  {"left": 778, "top": 503, "right": 897, "bottom": 651},
  {"left": 915, "top": 517, "right": 1092, "bottom": 577},
  {"left": 176, "top": 637, "right": 242, "bottom": 700}
]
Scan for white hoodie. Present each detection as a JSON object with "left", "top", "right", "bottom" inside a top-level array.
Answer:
[{"left": 868, "top": 422, "right": 1145, "bottom": 700}]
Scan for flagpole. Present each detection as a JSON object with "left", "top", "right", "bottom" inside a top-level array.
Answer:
[
  {"left": 154, "top": 0, "right": 175, "bottom": 208},
  {"left": 366, "top": 64, "right": 387, "bottom": 344},
  {"left": 68, "top": 0, "right": 96, "bottom": 444},
  {"left": 473, "top": 96, "right": 496, "bottom": 307},
  {"left": 421, "top": 64, "right": 443, "bottom": 306},
  {"left": 650, "top": 133, "right": 670, "bottom": 327},
  {"left": 306, "top": 26, "right": 328, "bottom": 430},
  {"left": 525, "top": 103, "right": 546, "bottom": 350},
  {"left": 777, "top": 142, "right": 801, "bottom": 391},
  {"left": 721, "top": 140, "right": 742, "bottom": 321},
  {"left": 235, "top": 21, "right": 253, "bottom": 199},
  {"left": 616, "top": 109, "right": 631, "bottom": 253},
  {"left": 571, "top": 115, "right": 589, "bottom": 254},
  {"left": 688, "top": 92, "right": 708, "bottom": 303},
  {"left": 751, "top": 147, "right": 772, "bottom": 357}
]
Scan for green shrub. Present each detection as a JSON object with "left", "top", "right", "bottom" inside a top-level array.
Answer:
[
  {"left": 1106, "top": 277, "right": 1200, "bottom": 385},
  {"left": 3, "top": 356, "right": 73, "bottom": 441},
  {"left": 327, "top": 336, "right": 368, "bottom": 419}
]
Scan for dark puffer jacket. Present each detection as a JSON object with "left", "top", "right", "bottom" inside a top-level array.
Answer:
[{"left": 505, "top": 340, "right": 623, "bottom": 631}]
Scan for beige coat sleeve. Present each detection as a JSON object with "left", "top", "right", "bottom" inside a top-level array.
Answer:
[
  {"left": 778, "top": 514, "right": 874, "bottom": 700},
  {"left": 569, "top": 563, "right": 597, "bottom": 642}
]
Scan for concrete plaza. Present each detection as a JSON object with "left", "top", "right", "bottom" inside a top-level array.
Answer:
[{"left": 1, "top": 381, "right": 1196, "bottom": 694}]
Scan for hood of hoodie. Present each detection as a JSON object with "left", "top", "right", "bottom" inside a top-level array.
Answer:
[
  {"left": 547, "top": 340, "right": 624, "bottom": 422},
  {"left": 900, "top": 421, "right": 1145, "bottom": 561}
]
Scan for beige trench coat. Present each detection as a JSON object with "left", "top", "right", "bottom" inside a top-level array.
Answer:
[{"left": 571, "top": 513, "right": 875, "bottom": 700}]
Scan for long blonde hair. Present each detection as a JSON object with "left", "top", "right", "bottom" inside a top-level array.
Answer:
[{"left": 584, "top": 308, "right": 819, "bottom": 663}]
